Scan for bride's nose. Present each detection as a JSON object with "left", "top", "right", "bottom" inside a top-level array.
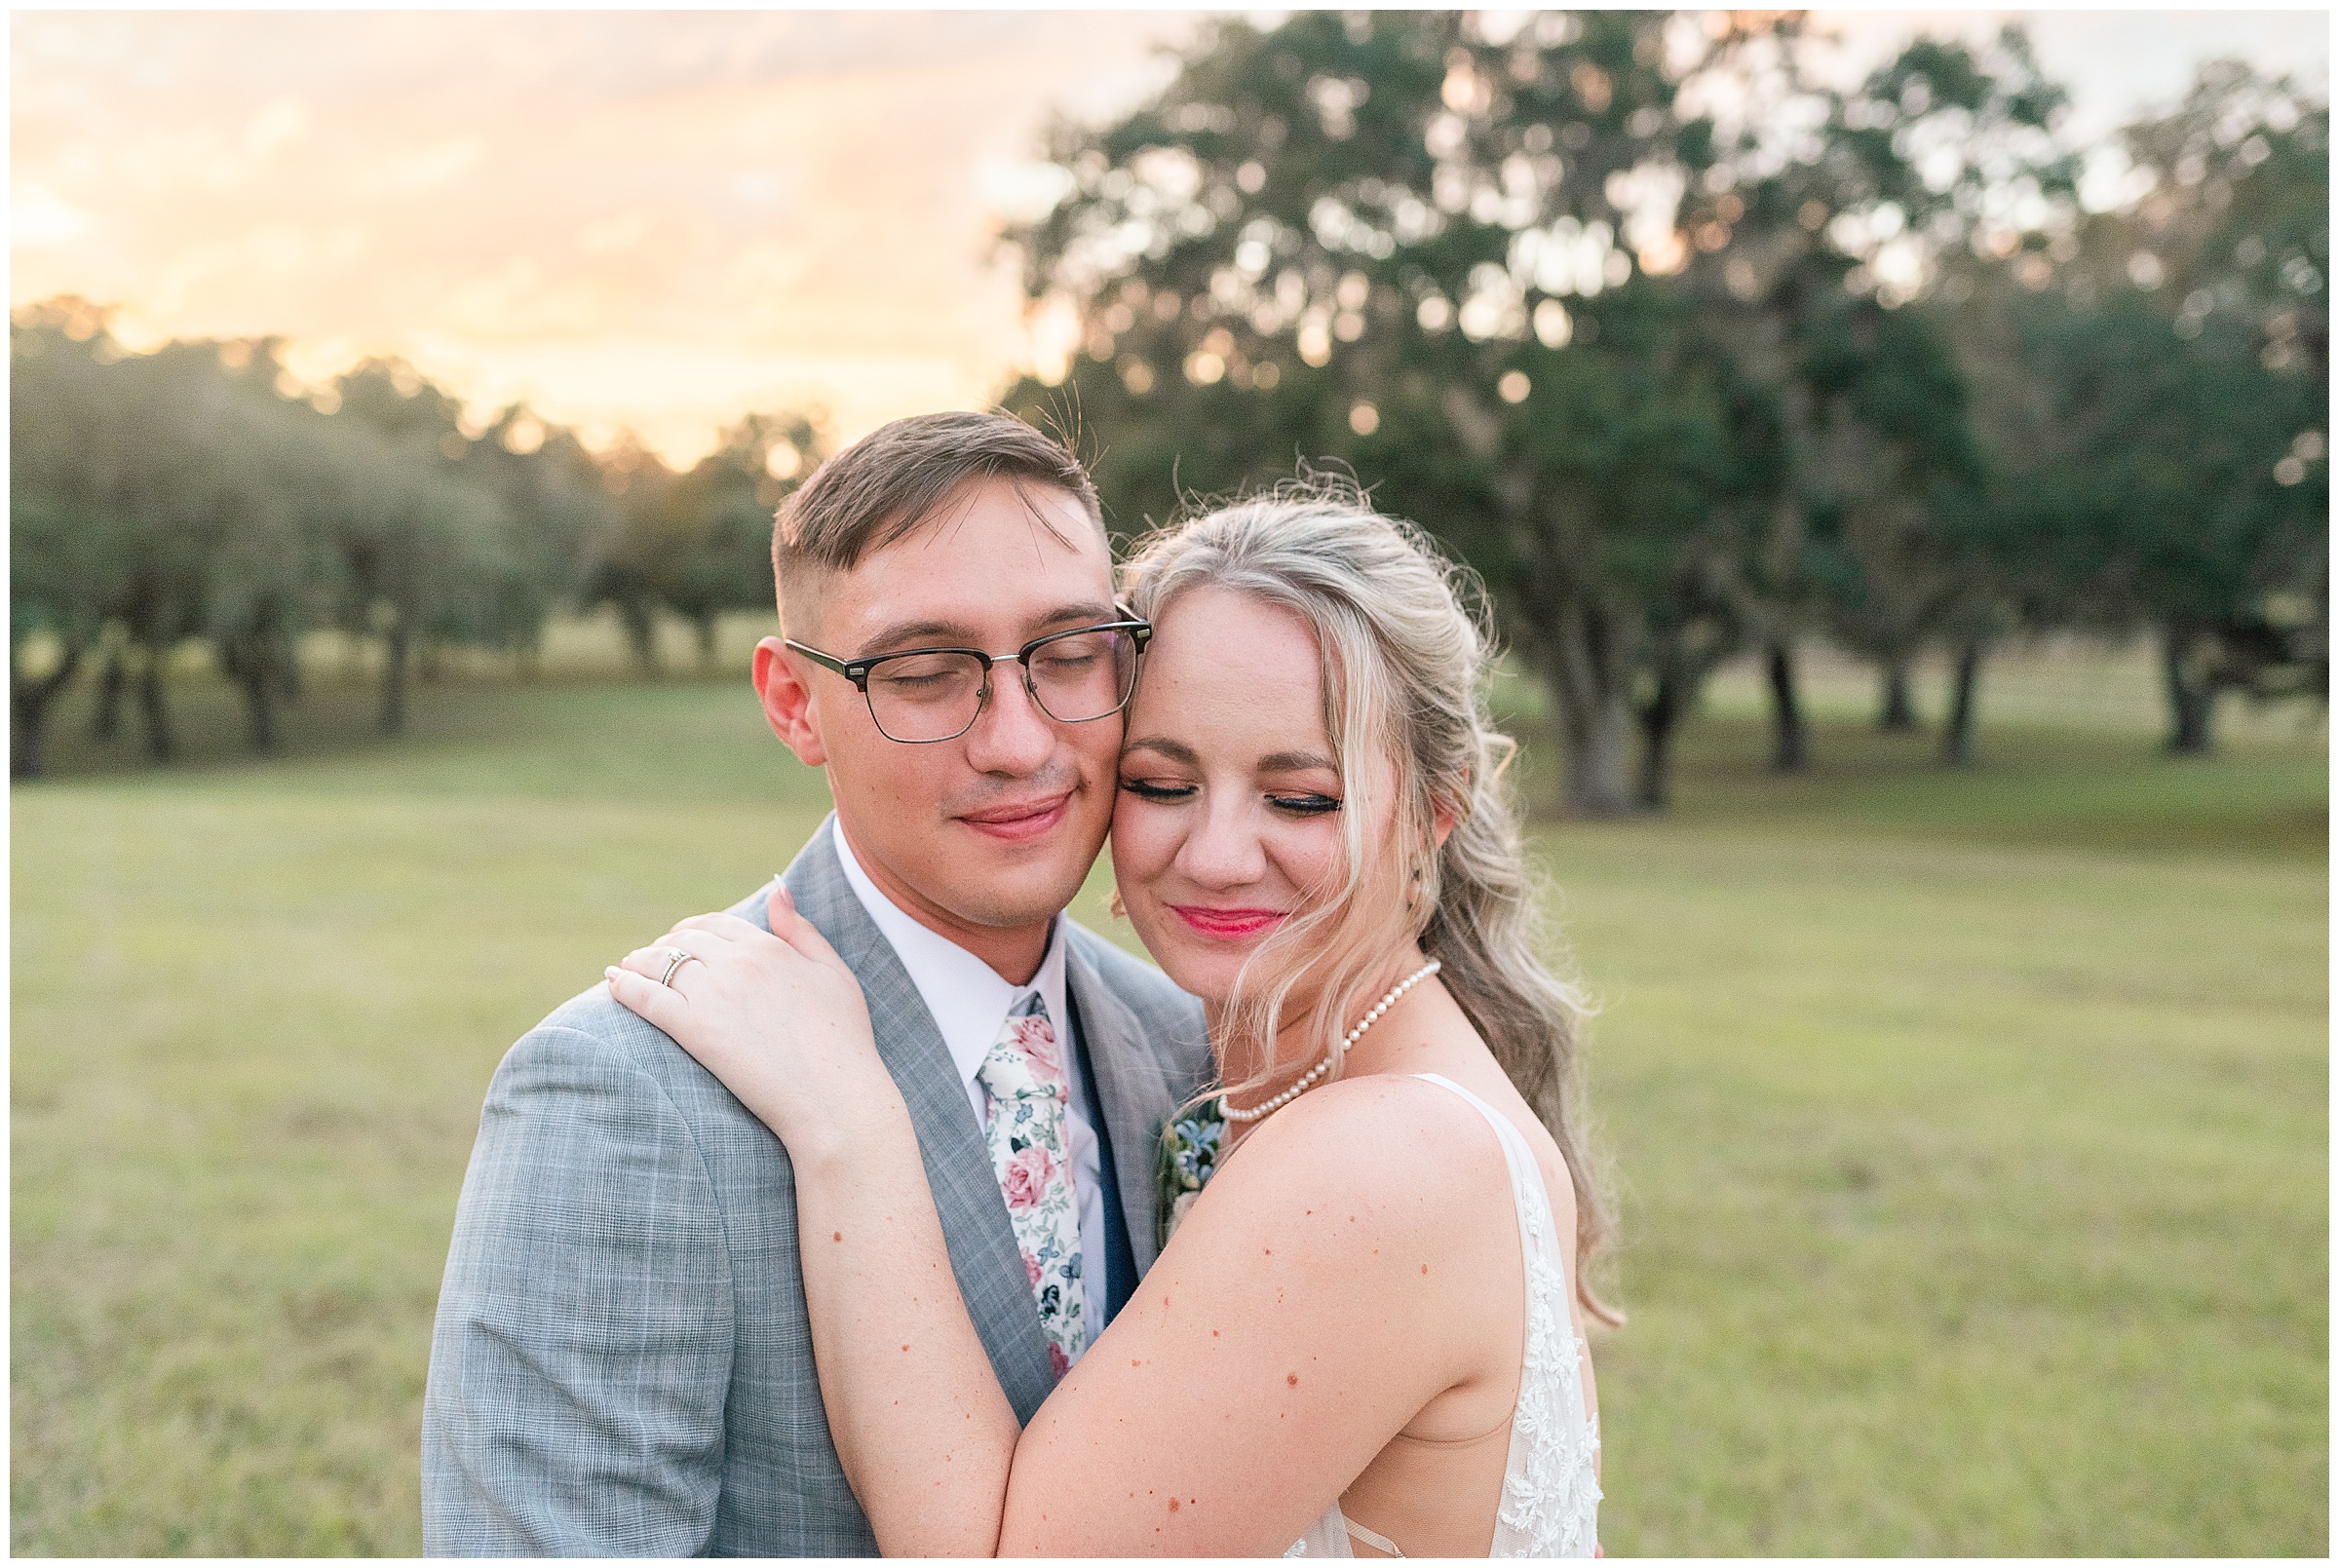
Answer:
[{"left": 1173, "top": 796, "right": 1266, "bottom": 888}]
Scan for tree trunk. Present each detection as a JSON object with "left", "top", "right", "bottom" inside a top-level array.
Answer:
[
  {"left": 222, "top": 607, "right": 290, "bottom": 753},
  {"left": 137, "top": 642, "right": 175, "bottom": 762},
  {"left": 696, "top": 615, "right": 721, "bottom": 669},
  {"left": 1634, "top": 661, "right": 1689, "bottom": 811},
  {"left": 2162, "top": 624, "right": 2217, "bottom": 754},
  {"left": 1563, "top": 692, "right": 1636, "bottom": 816},
  {"left": 243, "top": 666, "right": 279, "bottom": 752},
  {"left": 380, "top": 617, "right": 412, "bottom": 736},
  {"left": 237, "top": 636, "right": 281, "bottom": 753},
  {"left": 619, "top": 598, "right": 658, "bottom": 676},
  {"left": 11, "top": 640, "right": 86, "bottom": 780},
  {"left": 1527, "top": 602, "right": 1637, "bottom": 818},
  {"left": 1765, "top": 641, "right": 1809, "bottom": 773},
  {"left": 1940, "top": 641, "right": 1983, "bottom": 767},
  {"left": 93, "top": 648, "right": 127, "bottom": 742},
  {"left": 1877, "top": 659, "right": 1919, "bottom": 732}
]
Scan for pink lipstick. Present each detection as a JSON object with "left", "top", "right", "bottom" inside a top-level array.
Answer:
[{"left": 1170, "top": 904, "right": 1286, "bottom": 939}]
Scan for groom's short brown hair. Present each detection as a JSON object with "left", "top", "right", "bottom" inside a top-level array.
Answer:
[{"left": 771, "top": 412, "right": 1103, "bottom": 629}]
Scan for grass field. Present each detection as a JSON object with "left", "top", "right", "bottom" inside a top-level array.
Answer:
[{"left": 11, "top": 630, "right": 2327, "bottom": 1554}]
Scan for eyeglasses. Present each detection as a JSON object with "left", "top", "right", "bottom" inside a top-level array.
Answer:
[{"left": 786, "top": 617, "right": 1153, "bottom": 744}]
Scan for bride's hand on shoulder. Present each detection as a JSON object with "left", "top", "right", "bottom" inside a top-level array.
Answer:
[{"left": 606, "top": 881, "right": 894, "bottom": 1160}]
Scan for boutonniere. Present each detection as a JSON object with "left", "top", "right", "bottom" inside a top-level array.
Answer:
[{"left": 1156, "top": 1105, "right": 1227, "bottom": 1248}]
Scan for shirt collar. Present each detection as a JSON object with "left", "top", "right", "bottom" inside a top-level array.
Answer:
[{"left": 830, "top": 817, "right": 1069, "bottom": 1097}]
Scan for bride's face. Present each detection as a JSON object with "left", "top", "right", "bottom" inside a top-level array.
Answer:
[{"left": 1110, "top": 586, "right": 1363, "bottom": 1008}]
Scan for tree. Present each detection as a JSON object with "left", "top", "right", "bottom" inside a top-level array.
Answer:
[
  {"left": 456, "top": 409, "right": 625, "bottom": 670},
  {"left": 11, "top": 302, "right": 130, "bottom": 775},
  {"left": 2110, "top": 61, "right": 2328, "bottom": 749},
  {"left": 584, "top": 435, "right": 678, "bottom": 673},
  {"left": 1668, "top": 19, "right": 2079, "bottom": 769},
  {"left": 2003, "top": 289, "right": 2324, "bottom": 753},
  {"left": 1004, "top": 10, "right": 1745, "bottom": 814},
  {"left": 998, "top": 12, "right": 2106, "bottom": 808},
  {"left": 660, "top": 413, "right": 826, "bottom": 666},
  {"left": 573, "top": 412, "right": 823, "bottom": 676},
  {"left": 12, "top": 312, "right": 263, "bottom": 763},
  {"left": 1968, "top": 61, "right": 2327, "bottom": 754},
  {"left": 329, "top": 360, "right": 521, "bottom": 732},
  {"left": 199, "top": 346, "right": 334, "bottom": 753},
  {"left": 1796, "top": 292, "right": 1986, "bottom": 749}
]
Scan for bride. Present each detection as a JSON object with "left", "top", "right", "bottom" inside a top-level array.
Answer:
[{"left": 608, "top": 487, "right": 1618, "bottom": 1556}]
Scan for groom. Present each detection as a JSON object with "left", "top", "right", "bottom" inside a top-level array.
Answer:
[{"left": 421, "top": 412, "right": 1209, "bottom": 1554}]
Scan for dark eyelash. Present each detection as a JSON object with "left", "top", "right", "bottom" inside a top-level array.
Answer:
[
  {"left": 1120, "top": 779, "right": 1194, "bottom": 801},
  {"left": 1270, "top": 793, "right": 1342, "bottom": 816}
]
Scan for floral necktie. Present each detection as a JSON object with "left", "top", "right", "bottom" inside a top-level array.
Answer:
[{"left": 978, "top": 992, "right": 1086, "bottom": 1378}]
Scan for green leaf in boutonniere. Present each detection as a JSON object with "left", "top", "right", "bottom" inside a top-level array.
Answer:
[{"left": 1156, "top": 1106, "right": 1227, "bottom": 1249}]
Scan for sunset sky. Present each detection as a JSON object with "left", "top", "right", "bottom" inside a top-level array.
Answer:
[{"left": 13, "top": 10, "right": 2327, "bottom": 466}]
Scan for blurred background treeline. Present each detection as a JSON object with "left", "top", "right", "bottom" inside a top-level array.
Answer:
[
  {"left": 11, "top": 300, "right": 827, "bottom": 776},
  {"left": 12, "top": 14, "right": 2327, "bottom": 795},
  {"left": 10, "top": 10, "right": 2327, "bottom": 1558}
]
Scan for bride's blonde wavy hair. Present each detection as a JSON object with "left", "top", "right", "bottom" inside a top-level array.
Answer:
[{"left": 1122, "top": 476, "right": 1621, "bottom": 1324}]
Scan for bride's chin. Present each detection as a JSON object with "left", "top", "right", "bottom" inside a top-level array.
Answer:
[
  {"left": 1153, "top": 953, "right": 1235, "bottom": 1012},
  {"left": 1129, "top": 905, "right": 1278, "bottom": 1013}
]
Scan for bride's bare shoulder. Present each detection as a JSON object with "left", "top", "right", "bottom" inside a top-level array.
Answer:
[
  {"left": 1141, "top": 1075, "right": 1522, "bottom": 1401},
  {"left": 1205, "top": 1073, "right": 1510, "bottom": 1235}
]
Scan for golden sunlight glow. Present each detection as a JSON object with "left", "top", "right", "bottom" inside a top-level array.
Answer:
[
  {"left": 12, "top": 12, "right": 2322, "bottom": 464},
  {"left": 11, "top": 11, "right": 1192, "bottom": 464}
]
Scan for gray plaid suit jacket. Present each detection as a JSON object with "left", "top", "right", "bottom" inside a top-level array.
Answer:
[{"left": 421, "top": 820, "right": 1209, "bottom": 1555}]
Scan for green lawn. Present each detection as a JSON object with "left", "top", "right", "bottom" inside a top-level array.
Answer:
[{"left": 12, "top": 640, "right": 2326, "bottom": 1554}]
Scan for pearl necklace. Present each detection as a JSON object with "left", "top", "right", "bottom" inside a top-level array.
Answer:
[{"left": 1217, "top": 960, "right": 1442, "bottom": 1124}]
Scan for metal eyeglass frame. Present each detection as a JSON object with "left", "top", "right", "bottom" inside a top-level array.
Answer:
[{"left": 783, "top": 615, "right": 1154, "bottom": 743}]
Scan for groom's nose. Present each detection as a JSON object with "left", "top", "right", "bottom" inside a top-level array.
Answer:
[{"left": 960, "top": 668, "right": 1055, "bottom": 776}]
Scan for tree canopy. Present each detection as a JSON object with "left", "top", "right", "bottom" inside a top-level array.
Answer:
[{"left": 1000, "top": 16, "right": 2324, "bottom": 804}]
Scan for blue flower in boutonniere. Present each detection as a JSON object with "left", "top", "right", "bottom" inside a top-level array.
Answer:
[{"left": 1156, "top": 1108, "right": 1227, "bottom": 1247}]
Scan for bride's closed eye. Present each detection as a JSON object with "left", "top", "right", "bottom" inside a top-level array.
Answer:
[
  {"left": 1120, "top": 778, "right": 1341, "bottom": 816},
  {"left": 1267, "top": 792, "right": 1341, "bottom": 816}
]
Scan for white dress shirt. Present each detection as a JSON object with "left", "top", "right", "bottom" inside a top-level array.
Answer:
[{"left": 830, "top": 819, "right": 1110, "bottom": 1342}]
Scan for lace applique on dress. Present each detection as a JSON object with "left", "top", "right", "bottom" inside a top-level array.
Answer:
[
  {"left": 1284, "top": 1073, "right": 1599, "bottom": 1558},
  {"left": 1475, "top": 1074, "right": 1602, "bottom": 1558}
]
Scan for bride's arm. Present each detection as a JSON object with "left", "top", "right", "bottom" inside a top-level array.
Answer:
[
  {"left": 613, "top": 896, "right": 1513, "bottom": 1554},
  {"left": 772, "top": 1090, "right": 1023, "bottom": 1555},
  {"left": 990, "top": 1078, "right": 1511, "bottom": 1553},
  {"left": 607, "top": 889, "right": 1020, "bottom": 1556}
]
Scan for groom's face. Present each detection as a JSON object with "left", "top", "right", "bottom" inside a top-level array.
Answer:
[{"left": 758, "top": 475, "right": 1122, "bottom": 974}]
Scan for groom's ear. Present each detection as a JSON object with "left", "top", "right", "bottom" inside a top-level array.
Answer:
[{"left": 753, "top": 637, "right": 829, "bottom": 767}]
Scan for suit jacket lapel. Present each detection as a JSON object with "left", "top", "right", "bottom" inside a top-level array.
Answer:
[
  {"left": 778, "top": 821, "right": 1058, "bottom": 1422},
  {"left": 1064, "top": 933, "right": 1187, "bottom": 1275}
]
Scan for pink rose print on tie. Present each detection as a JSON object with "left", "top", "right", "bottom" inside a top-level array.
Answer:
[
  {"left": 1001, "top": 1144, "right": 1056, "bottom": 1211},
  {"left": 981, "top": 995, "right": 1083, "bottom": 1379},
  {"left": 1012, "top": 1014, "right": 1066, "bottom": 1086}
]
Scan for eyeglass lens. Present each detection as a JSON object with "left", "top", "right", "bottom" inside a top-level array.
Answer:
[{"left": 863, "top": 629, "right": 1139, "bottom": 742}]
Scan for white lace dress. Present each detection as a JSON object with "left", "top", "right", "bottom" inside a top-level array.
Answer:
[{"left": 1284, "top": 1073, "right": 1601, "bottom": 1558}]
